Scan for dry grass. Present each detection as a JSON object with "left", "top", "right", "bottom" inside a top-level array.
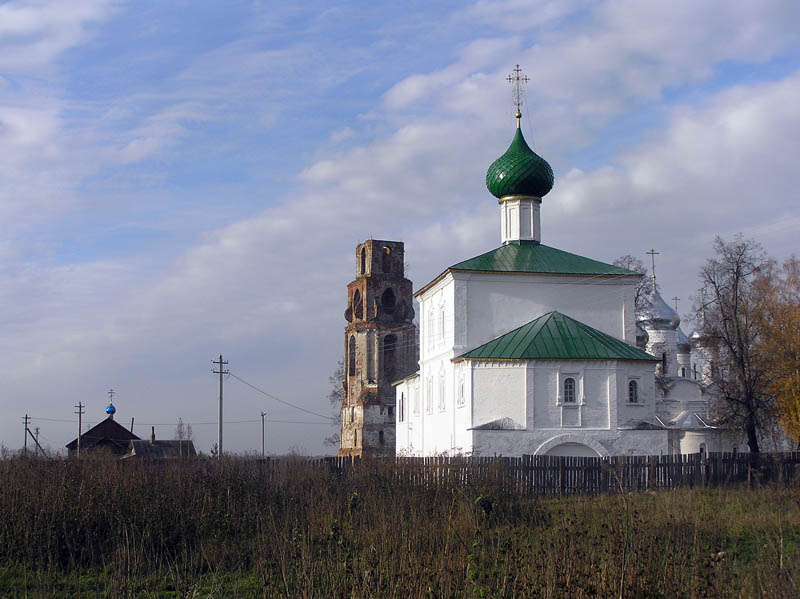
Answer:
[{"left": 0, "top": 455, "right": 798, "bottom": 598}]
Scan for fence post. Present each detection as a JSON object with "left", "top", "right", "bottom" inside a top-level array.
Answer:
[
  {"left": 647, "top": 455, "right": 656, "bottom": 490},
  {"left": 559, "top": 457, "right": 566, "bottom": 496}
]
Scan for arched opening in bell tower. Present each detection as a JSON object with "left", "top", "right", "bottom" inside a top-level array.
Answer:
[{"left": 381, "top": 288, "right": 396, "bottom": 315}]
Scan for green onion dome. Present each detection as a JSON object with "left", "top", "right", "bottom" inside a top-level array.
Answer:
[{"left": 486, "top": 127, "right": 554, "bottom": 199}]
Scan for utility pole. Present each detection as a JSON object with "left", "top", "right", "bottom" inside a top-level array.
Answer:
[
  {"left": 74, "top": 402, "right": 84, "bottom": 457},
  {"left": 261, "top": 411, "right": 266, "bottom": 459},
  {"left": 22, "top": 415, "right": 30, "bottom": 455},
  {"left": 212, "top": 355, "right": 229, "bottom": 458},
  {"left": 34, "top": 427, "right": 40, "bottom": 456}
]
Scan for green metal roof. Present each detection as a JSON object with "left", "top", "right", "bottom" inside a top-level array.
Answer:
[
  {"left": 449, "top": 241, "right": 641, "bottom": 276},
  {"left": 486, "top": 127, "right": 554, "bottom": 198},
  {"left": 456, "top": 311, "right": 658, "bottom": 362}
]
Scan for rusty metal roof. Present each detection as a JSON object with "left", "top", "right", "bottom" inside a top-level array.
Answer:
[{"left": 456, "top": 311, "right": 658, "bottom": 361}]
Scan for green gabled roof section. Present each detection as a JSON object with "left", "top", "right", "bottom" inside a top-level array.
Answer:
[
  {"left": 449, "top": 241, "right": 641, "bottom": 276},
  {"left": 456, "top": 311, "right": 658, "bottom": 362}
]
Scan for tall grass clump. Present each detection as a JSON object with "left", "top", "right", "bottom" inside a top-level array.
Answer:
[{"left": 0, "top": 454, "right": 798, "bottom": 598}]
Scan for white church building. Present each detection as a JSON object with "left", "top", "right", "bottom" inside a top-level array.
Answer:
[{"left": 394, "top": 103, "right": 728, "bottom": 458}]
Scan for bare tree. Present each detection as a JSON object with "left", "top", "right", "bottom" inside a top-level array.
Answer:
[
  {"left": 324, "top": 359, "right": 344, "bottom": 447},
  {"left": 692, "top": 235, "right": 775, "bottom": 452},
  {"left": 613, "top": 254, "right": 654, "bottom": 314},
  {"left": 174, "top": 418, "right": 192, "bottom": 441}
]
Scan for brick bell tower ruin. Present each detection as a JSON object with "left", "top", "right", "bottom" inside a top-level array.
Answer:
[{"left": 340, "top": 240, "right": 416, "bottom": 457}]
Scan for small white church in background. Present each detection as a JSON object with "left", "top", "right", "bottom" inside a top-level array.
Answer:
[{"left": 393, "top": 92, "right": 731, "bottom": 458}]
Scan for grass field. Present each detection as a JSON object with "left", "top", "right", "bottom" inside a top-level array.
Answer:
[{"left": 0, "top": 456, "right": 797, "bottom": 598}]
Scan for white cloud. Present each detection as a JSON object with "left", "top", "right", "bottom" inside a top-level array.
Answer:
[
  {"left": 0, "top": 0, "right": 115, "bottom": 72},
  {"left": 2, "top": 0, "right": 800, "bottom": 455}
]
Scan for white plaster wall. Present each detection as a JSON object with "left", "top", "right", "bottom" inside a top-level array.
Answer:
[
  {"left": 472, "top": 429, "right": 668, "bottom": 457},
  {"left": 472, "top": 362, "right": 526, "bottom": 428},
  {"left": 616, "top": 362, "right": 658, "bottom": 426},
  {"left": 644, "top": 328, "right": 678, "bottom": 376},
  {"left": 458, "top": 272, "right": 637, "bottom": 352}
]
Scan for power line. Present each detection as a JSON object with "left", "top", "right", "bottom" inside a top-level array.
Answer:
[
  {"left": 228, "top": 372, "right": 334, "bottom": 421},
  {"left": 28, "top": 416, "right": 330, "bottom": 426}
]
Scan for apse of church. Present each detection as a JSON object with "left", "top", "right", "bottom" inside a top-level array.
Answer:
[{"left": 340, "top": 240, "right": 417, "bottom": 457}]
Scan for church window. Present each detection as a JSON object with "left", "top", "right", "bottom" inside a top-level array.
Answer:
[
  {"left": 399, "top": 393, "right": 405, "bottom": 422},
  {"left": 348, "top": 336, "right": 356, "bottom": 376},
  {"left": 382, "top": 247, "right": 392, "bottom": 273},
  {"left": 425, "top": 378, "right": 433, "bottom": 413},
  {"left": 438, "top": 373, "right": 445, "bottom": 411},
  {"left": 353, "top": 290, "right": 363, "bottom": 320},
  {"left": 457, "top": 377, "right": 465, "bottom": 408},
  {"left": 353, "top": 430, "right": 358, "bottom": 446},
  {"left": 693, "top": 364, "right": 697, "bottom": 379},
  {"left": 381, "top": 288, "right": 396, "bottom": 315},
  {"left": 383, "top": 334, "right": 397, "bottom": 380},
  {"left": 350, "top": 406, "right": 355, "bottom": 423},
  {"left": 367, "top": 333, "right": 375, "bottom": 383},
  {"left": 360, "top": 247, "right": 366, "bottom": 275},
  {"left": 680, "top": 367, "right": 686, "bottom": 378},
  {"left": 563, "top": 378, "right": 576, "bottom": 403},
  {"left": 661, "top": 352, "right": 667, "bottom": 375},
  {"left": 413, "top": 385, "right": 420, "bottom": 415},
  {"left": 628, "top": 380, "right": 639, "bottom": 404},
  {"left": 439, "top": 305, "right": 445, "bottom": 340},
  {"left": 379, "top": 430, "right": 385, "bottom": 445}
]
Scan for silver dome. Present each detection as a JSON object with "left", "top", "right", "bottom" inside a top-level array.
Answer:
[{"left": 638, "top": 288, "right": 680, "bottom": 330}]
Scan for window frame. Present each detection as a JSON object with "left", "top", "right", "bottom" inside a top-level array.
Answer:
[
  {"left": 562, "top": 377, "right": 577, "bottom": 404},
  {"left": 627, "top": 379, "right": 640, "bottom": 404}
]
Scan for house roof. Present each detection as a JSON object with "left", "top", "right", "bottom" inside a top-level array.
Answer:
[
  {"left": 455, "top": 311, "right": 658, "bottom": 362},
  {"left": 125, "top": 439, "right": 197, "bottom": 459},
  {"left": 417, "top": 241, "right": 639, "bottom": 296},
  {"left": 65, "top": 417, "right": 140, "bottom": 451}
]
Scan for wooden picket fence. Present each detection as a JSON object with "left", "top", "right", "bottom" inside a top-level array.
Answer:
[{"left": 288, "top": 451, "right": 800, "bottom": 496}]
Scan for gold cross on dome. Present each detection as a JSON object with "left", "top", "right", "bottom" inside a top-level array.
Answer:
[
  {"left": 646, "top": 249, "right": 659, "bottom": 287},
  {"left": 506, "top": 64, "right": 529, "bottom": 126}
]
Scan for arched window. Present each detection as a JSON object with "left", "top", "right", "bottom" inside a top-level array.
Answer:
[
  {"left": 680, "top": 367, "right": 686, "bottom": 378},
  {"left": 379, "top": 430, "right": 385, "bottom": 445},
  {"left": 399, "top": 393, "right": 405, "bottom": 422},
  {"left": 348, "top": 336, "right": 356, "bottom": 376},
  {"left": 628, "top": 380, "right": 638, "bottom": 404},
  {"left": 693, "top": 364, "right": 697, "bottom": 379},
  {"left": 360, "top": 247, "right": 366, "bottom": 275},
  {"left": 381, "top": 288, "right": 396, "bottom": 315},
  {"left": 661, "top": 352, "right": 667, "bottom": 375},
  {"left": 438, "top": 373, "right": 445, "bottom": 411},
  {"left": 353, "top": 430, "right": 358, "bottom": 446},
  {"left": 383, "top": 334, "right": 397, "bottom": 381},
  {"left": 366, "top": 333, "right": 375, "bottom": 383},
  {"left": 350, "top": 406, "right": 355, "bottom": 422},
  {"left": 563, "top": 377, "right": 576, "bottom": 403},
  {"left": 353, "top": 289, "right": 363, "bottom": 319},
  {"left": 382, "top": 247, "right": 392, "bottom": 273}
]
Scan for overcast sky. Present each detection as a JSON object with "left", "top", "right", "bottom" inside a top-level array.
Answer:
[{"left": 2, "top": 0, "right": 798, "bottom": 455}]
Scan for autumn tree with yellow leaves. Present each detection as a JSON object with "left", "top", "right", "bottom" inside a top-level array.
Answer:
[
  {"left": 693, "top": 236, "right": 799, "bottom": 452},
  {"left": 756, "top": 256, "right": 800, "bottom": 447}
]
